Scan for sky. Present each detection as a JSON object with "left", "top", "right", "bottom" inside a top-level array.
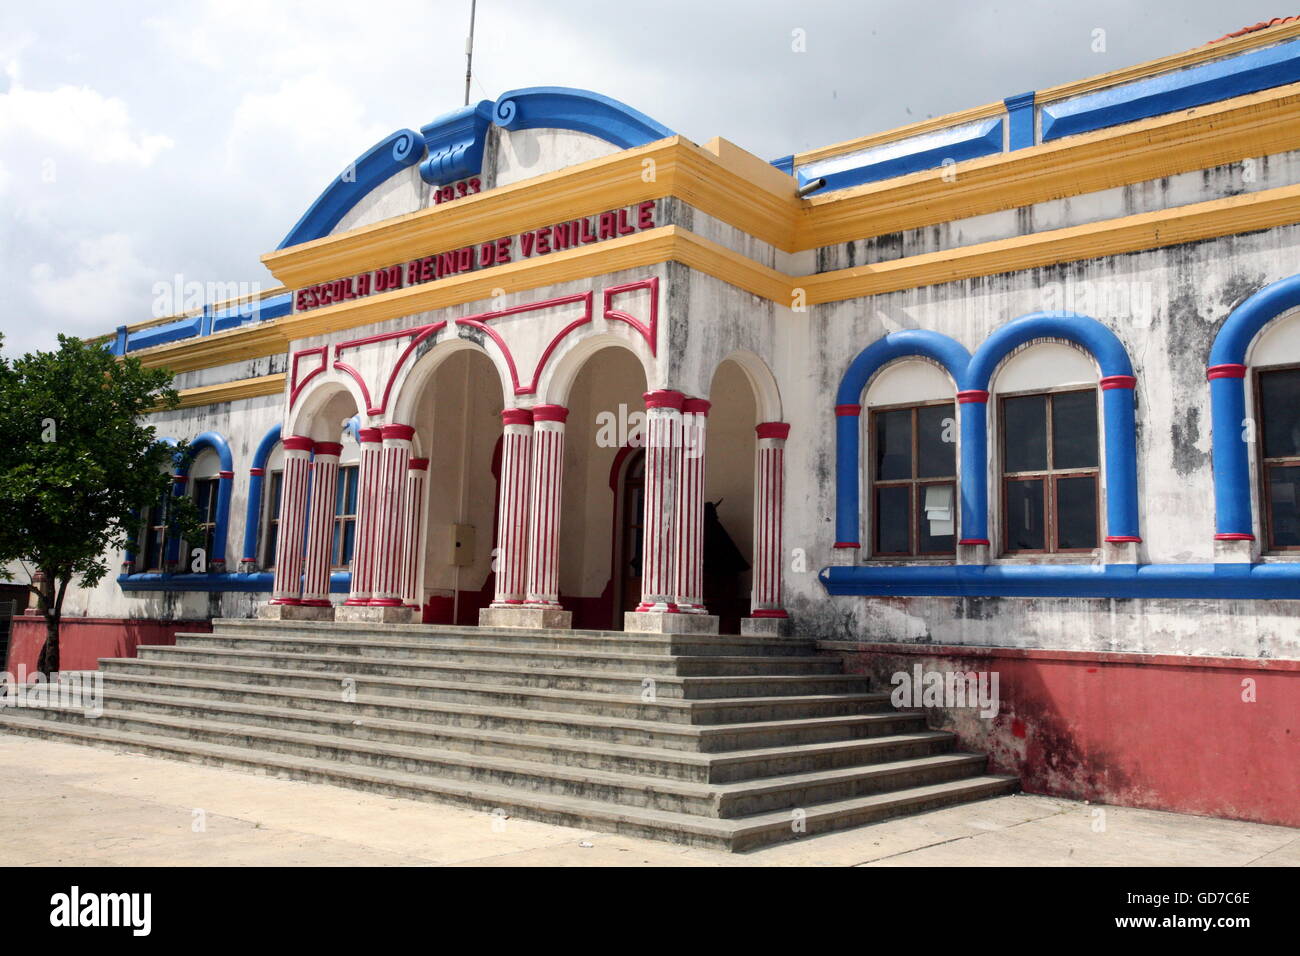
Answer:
[{"left": 0, "top": 0, "right": 1289, "bottom": 355}]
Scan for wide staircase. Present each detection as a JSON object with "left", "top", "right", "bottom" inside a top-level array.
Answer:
[{"left": 0, "top": 620, "right": 1016, "bottom": 851}]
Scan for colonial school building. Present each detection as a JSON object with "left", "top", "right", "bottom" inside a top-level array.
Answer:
[{"left": 5, "top": 20, "right": 1299, "bottom": 839}]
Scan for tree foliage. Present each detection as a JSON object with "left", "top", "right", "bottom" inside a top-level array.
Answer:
[{"left": 0, "top": 334, "right": 197, "bottom": 673}]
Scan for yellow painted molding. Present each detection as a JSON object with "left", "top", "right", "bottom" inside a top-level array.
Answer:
[
  {"left": 1037, "top": 20, "right": 1300, "bottom": 104},
  {"left": 792, "top": 101, "right": 1007, "bottom": 167},
  {"left": 804, "top": 181, "right": 1300, "bottom": 304},
  {"left": 158, "top": 373, "right": 286, "bottom": 410},
  {"left": 260, "top": 137, "right": 804, "bottom": 287},
  {"left": 794, "top": 19, "right": 1300, "bottom": 169},
  {"left": 126, "top": 183, "right": 1300, "bottom": 373},
  {"left": 798, "top": 81, "right": 1300, "bottom": 248}
]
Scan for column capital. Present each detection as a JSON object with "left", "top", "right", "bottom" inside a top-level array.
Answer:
[
  {"left": 682, "top": 398, "right": 712, "bottom": 416},
  {"left": 1206, "top": 363, "right": 1247, "bottom": 380},
  {"left": 380, "top": 423, "right": 416, "bottom": 442},
  {"left": 834, "top": 403, "right": 861, "bottom": 417},
  {"left": 957, "top": 389, "right": 990, "bottom": 404},
  {"left": 1100, "top": 375, "right": 1137, "bottom": 390},
  {"left": 313, "top": 441, "right": 343, "bottom": 457},
  {"left": 408, "top": 457, "right": 430, "bottom": 471},
  {"left": 283, "top": 435, "right": 315, "bottom": 452},
  {"left": 502, "top": 408, "right": 534, "bottom": 426},
  {"left": 756, "top": 422, "right": 790, "bottom": 440},
  {"left": 358, "top": 427, "right": 383, "bottom": 444}
]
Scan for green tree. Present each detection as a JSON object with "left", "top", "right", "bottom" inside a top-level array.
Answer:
[{"left": 0, "top": 334, "right": 198, "bottom": 674}]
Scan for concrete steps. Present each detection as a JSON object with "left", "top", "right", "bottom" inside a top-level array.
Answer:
[{"left": 0, "top": 619, "right": 1017, "bottom": 850}]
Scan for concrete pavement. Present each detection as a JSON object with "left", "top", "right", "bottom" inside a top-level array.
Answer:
[{"left": 0, "top": 735, "right": 1295, "bottom": 867}]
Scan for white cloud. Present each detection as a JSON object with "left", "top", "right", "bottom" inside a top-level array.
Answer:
[
  {"left": 29, "top": 232, "right": 157, "bottom": 331},
  {"left": 0, "top": 73, "right": 173, "bottom": 166}
]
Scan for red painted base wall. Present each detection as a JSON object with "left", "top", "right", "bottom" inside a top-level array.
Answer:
[
  {"left": 826, "top": 642, "right": 1300, "bottom": 829},
  {"left": 4, "top": 616, "right": 212, "bottom": 674}
]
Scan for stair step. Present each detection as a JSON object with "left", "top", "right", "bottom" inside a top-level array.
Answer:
[
  {"left": 7, "top": 705, "right": 988, "bottom": 815},
  {"left": 82, "top": 689, "right": 957, "bottom": 782},
  {"left": 102, "top": 657, "right": 892, "bottom": 723},
  {"left": 173, "top": 634, "right": 842, "bottom": 675},
  {"left": 0, "top": 710, "right": 1017, "bottom": 850},
  {"left": 134, "top": 646, "right": 870, "bottom": 699},
  {"left": 97, "top": 669, "right": 927, "bottom": 750},
  {"left": 203, "top": 619, "right": 819, "bottom": 656}
]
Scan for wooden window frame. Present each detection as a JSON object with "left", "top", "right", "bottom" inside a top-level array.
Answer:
[
  {"left": 999, "top": 386, "right": 1101, "bottom": 555},
  {"left": 191, "top": 476, "right": 219, "bottom": 562},
  {"left": 868, "top": 399, "right": 958, "bottom": 558},
  {"left": 1254, "top": 362, "right": 1300, "bottom": 553},
  {"left": 141, "top": 496, "right": 169, "bottom": 572},
  {"left": 331, "top": 464, "right": 359, "bottom": 570},
  {"left": 262, "top": 470, "right": 283, "bottom": 570}
]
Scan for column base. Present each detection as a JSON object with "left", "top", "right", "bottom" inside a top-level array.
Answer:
[
  {"left": 479, "top": 606, "right": 573, "bottom": 630},
  {"left": 624, "top": 611, "right": 719, "bottom": 635},
  {"left": 334, "top": 604, "right": 415, "bottom": 624},
  {"left": 741, "top": 615, "right": 792, "bottom": 637},
  {"left": 1214, "top": 536, "right": 1256, "bottom": 564},
  {"left": 258, "top": 603, "right": 335, "bottom": 621}
]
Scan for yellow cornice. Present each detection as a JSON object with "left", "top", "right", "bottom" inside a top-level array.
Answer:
[
  {"left": 260, "top": 137, "right": 804, "bottom": 288},
  {"left": 793, "top": 20, "right": 1300, "bottom": 168},
  {"left": 803, "top": 181, "right": 1300, "bottom": 304},
  {"left": 128, "top": 180, "right": 1300, "bottom": 373},
  {"left": 254, "top": 81, "right": 1300, "bottom": 291},
  {"left": 797, "top": 81, "right": 1300, "bottom": 249},
  {"left": 156, "top": 373, "right": 286, "bottom": 410}
]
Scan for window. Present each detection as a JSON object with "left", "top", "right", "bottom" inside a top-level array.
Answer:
[
  {"left": 141, "top": 495, "right": 170, "bottom": 572},
  {"left": 191, "top": 477, "right": 219, "bottom": 563},
  {"left": 332, "top": 465, "right": 359, "bottom": 568},
  {"left": 1257, "top": 365, "right": 1300, "bottom": 550},
  {"left": 870, "top": 402, "right": 957, "bottom": 556},
  {"left": 1000, "top": 389, "right": 1099, "bottom": 553},
  {"left": 263, "top": 470, "right": 283, "bottom": 569}
]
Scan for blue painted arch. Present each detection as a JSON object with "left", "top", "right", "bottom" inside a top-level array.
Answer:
[
  {"left": 964, "top": 312, "right": 1140, "bottom": 544},
  {"left": 833, "top": 331, "right": 971, "bottom": 547},
  {"left": 240, "top": 424, "right": 283, "bottom": 569},
  {"left": 833, "top": 313, "right": 1141, "bottom": 554},
  {"left": 175, "top": 431, "right": 235, "bottom": 571},
  {"left": 1207, "top": 273, "right": 1300, "bottom": 538},
  {"left": 491, "top": 87, "right": 674, "bottom": 149}
]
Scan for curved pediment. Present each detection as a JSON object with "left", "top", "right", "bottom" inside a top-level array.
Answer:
[{"left": 278, "top": 87, "right": 675, "bottom": 250}]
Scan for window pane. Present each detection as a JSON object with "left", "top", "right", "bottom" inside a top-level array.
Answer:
[
  {"left": 1005, "top": 478, "right": 1045, "bottom": 551},
  {"left": 918, "top": 482, "right": 956, "bottom": 553},
  {"left": 344, "top": 467, "right": 358, "bottom": 513},
  {"left": 1260, "top": 369, "right": 1300, "bottom": 460},
  {"left": 874, "top": 485, "right": 911, "bottom": 554},
  {"left": 917, "top": 404, "right": 956, "bottom": 478},
  {"left": 1055, "top": 475, "right": 1098, "bottom": 550},
  {"left": 1267, "top": 465, "right": 1300, "bottom": 547},
  {"left": 1052, "top": 390, "right": 1099, "bottom": 470},
  {"left": 1003, "top": 396, "right": 1048, "bottom": 473},
  {"left": 265, "top": 524, "right": 278, "bottom": 568},
  {"left": 874, "top": 409, "right": 913, "bottom": 480},
  {"left": 194, "top": 479, "right": 212, "bottom": 513},
  {"left": 342, "top": 521, "right": 356, "bottom": 565},
  {"left": 270, "top": 473, "right": 283, "bottom": 515}
]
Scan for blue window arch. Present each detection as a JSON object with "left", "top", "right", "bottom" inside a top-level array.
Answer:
[
  {"left": 1207, "top": 273, "right": 1300, "bottom": 540},
  {"left": 174, "top": 431, "right": 234, "bottom": 571},
  {"left": 240, "top": 424, "right": 282, "bottom": 571}
]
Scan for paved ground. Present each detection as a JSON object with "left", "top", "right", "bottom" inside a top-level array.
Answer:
[{"left": 0, "top": 735, "right": 1295, "bottom": 867}]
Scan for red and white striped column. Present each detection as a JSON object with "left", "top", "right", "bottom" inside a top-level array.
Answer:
[
  {"left": 750, "top": 422, "right": 790, "bottom": 619},
  {"left": 369, "top": 423, "right": 414, "bottom": 608},
  {"left": 491, "top": 408, "right": 534, "bottom": 607},
  {"left": 344, "top": 428, "right": 383, "bottom": 606},
  {"left": 269, "top": 435, "right": 313, "bottom": 605},
  {"left": 525, "top": 405, "right": 568, "bottom": 607},
  {"left": 301, "top": 441, "right": 341, "bottom": 607},
  {"left": 401, "top": 457, "right": 430, "bottom": 611},
  {"left": 672, "top": 398, "right": 710, "bottom": 614},
  {"left": 637, "top": 390, "right": 684, "bottom": 613}
]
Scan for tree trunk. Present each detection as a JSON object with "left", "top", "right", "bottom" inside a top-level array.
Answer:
[{"left": 34, "top": 573, "right": 60, "bottom": 675}]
